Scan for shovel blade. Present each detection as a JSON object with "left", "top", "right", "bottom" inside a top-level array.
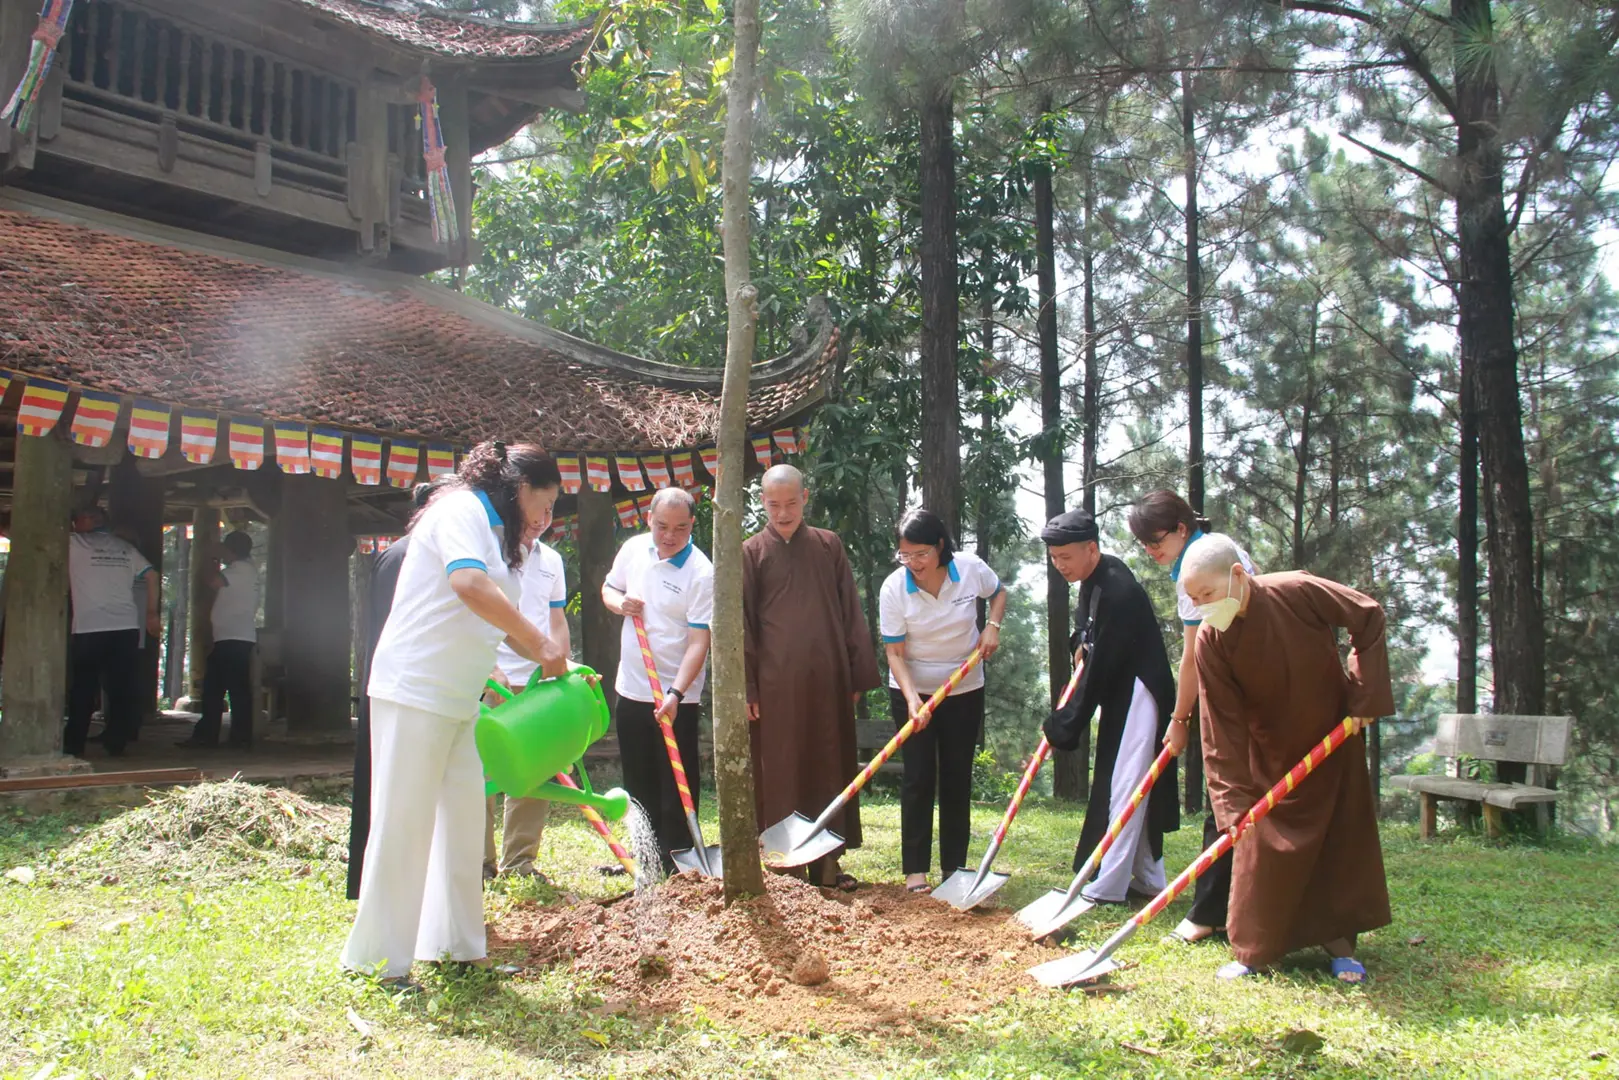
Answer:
[
  {"left": 931, "top": 868, "right": 1010, "bottom": 911},
  {"left": 1028, "top": 949, "right": 1120, "bottom": 988},
  {"left": 759, "top": 813, "right": 845, "bottom": 869},
  {"left": 672, "top": 845, "right": 724, "bottom": 878},
  {"left": 1015, "top": 887, "right": 1097, "bottom": 938}
]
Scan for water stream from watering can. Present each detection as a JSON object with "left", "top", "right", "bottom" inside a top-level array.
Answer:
[{"left": 622, "top": 797, "right": 671, "bottom": 958}]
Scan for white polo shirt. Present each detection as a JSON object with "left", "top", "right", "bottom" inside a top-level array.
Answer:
[
  {"left": 1170, "top": 531, "right": 1256, "bottom": 626},
  {"left": 368, "top": 488, "right": 517, "bottom": 721},
  {"left": 879, "top": 551, "right": 1002, "bottom": 696},
  {"left": 210, "top": 559, "right": 260, "bottom": 643},
  {"left": 605, "top": 535, "right": 714, "bottom": 704},
  {"left": 68, "top": 530, "right": 153, "bottom": 635},
  {"left": 495, "top": 540, "right": 568, "bottom": 688}
]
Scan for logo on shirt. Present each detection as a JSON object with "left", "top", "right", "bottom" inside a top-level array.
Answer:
[{"left": 659, "top": 580, "right": 685, "bottom": 598}]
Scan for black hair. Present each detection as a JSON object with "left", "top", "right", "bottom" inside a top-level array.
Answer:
[
  {"left": 896, "top": 507, "right": 955, "bottom": 565},
  {"left": 1127, "top": 490, "right": 1211, "bottom": 544},
  {"left": 411, "top": 440, "right": 561, "bottom": 567},
  {"left": 222, "top": 530, "right": 253, "bottom": 558}
]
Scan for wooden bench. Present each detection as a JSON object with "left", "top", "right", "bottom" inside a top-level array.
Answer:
[{"left": 1390, "top": 714, "right": 1570, "bottom": 838}]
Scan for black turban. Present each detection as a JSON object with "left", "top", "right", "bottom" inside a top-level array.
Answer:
[{"left": 1041, "top": 509, "right": 1099, "bottom": 546}]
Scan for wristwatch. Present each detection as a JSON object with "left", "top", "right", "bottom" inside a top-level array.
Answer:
[{"left": 667, "top": 687, "right": 685, "bottom": 703}]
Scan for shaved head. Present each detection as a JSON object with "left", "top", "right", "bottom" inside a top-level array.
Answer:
[
  {"left": 762, "top": 463, "right": 804, "bottom": 494},
  {"left": 761, "top": 464, "right": 808, "bottom": 539}
]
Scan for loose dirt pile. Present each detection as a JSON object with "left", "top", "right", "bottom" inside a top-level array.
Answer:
[{"left": 495, "top": 871, "right": 1065, "bottom": 1033}]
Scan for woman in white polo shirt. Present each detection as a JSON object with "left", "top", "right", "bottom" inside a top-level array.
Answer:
[
  {"left": 879, "top": 509, "right": 1007, "bottom": 893},
  {"left": 342, "top": 440, "right": 567, "bottom": 990}
]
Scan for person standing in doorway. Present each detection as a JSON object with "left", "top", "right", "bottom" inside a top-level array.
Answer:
[
  {"left": 178, "top": 530, "right": 259, "bottom": 749},
  {"left": 65, "top": 506, "right": 160, "bottom": 758}
]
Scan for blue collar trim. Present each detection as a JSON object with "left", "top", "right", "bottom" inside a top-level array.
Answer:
[
  {"left": 905, "top": 560, "right": 960, "bottom": 593},
  {"left": 473, "top": 489, "right": 503, "bottom": 528},
  {"left": 664, "top": 539, "right": 695, "bottom": 569},
  {"left": 1170, "top": 529, "right": 1204, "bottom": 582}
]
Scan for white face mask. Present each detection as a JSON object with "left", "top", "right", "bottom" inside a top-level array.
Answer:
[{"left": 1197, "top": 568, "right": 1244, "bottom": 631}]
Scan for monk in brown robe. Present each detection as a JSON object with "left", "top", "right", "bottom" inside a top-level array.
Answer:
[
  {"left": 744, "top": 464, "right": 881, "bottom": 889},
  {"left": 1180, "top": 533, "right": 1392, "bottom": 983}
]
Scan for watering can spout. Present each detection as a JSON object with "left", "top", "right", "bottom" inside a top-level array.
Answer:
[{"left": 528, "top": 780, "right": 630, "bottom": 821}]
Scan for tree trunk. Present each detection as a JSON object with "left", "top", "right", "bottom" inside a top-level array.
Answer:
[
  {"left": 977, "top": 247, "right": 995, "bottom": 630},
  {"left": 1035, "top": 116, "right": 1083, "bottom": 802},
  {"left": 1457, "top": 345, "right": 1478, "bottom": 716},
  {"left": 713, "top": 0, "right": 765, "bottom": 902},
  {"left": 918, "top": 78, "right": 961, "bottom": 538},
  {"left": 1452, "top": 0, "right": 1544, "bottom": 736},
  {"left": 1081, "top": 165, "right": 1100, "bottom": 516},
  {"left": 1181, "top": 70, "right": 1205, "bottom": 814}
]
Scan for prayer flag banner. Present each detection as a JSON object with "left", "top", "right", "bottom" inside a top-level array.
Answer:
[
  {"left": 310, "top": 428, "right": 345, "bottom": 478},
  {"left": 386, "top": 439, "right": 420, "bottom": 489},
  {"left": 426, "top": 443, "right": 455, "bottom": 479},
  {"left": 273, "top": 422, "right": 310, "bottom": 475},
  {"left": 751, "top": 433, "right": 774, "bottom": 468},
  {"left": 614, "top": 498, "right": 639, "bottom": 529},
  {"left": 357, "top": 537, "right": 375, "bottom": 554},
  {"left": 180, "top": 410, "right": 218, "bottom": 464},
  {"left": 17, "top": 377, "right": 70, "bottom": 436},
  {"left": 557, "top": 454, "right": 582, "bottom": 494},
  {"left": 585, "top": 455, "right": 611, "bottom": 492},
  {"left": 228, "top": 417, "right": 265, "bottom": 471},
  {"left": 642, "top": 454, "right": 671, "bottom": 488},
  {"left": 637, "top": 492, "right": 654, "bottom": 525},
  {"left": 351, "top": 434, "right": 384, "bottom": 486},
  {"left": 697, "top": 444, "right": 719, "bottom": 481},
  {"left": 0, "top": 371, "right": 10, "bottom": 403},
  {"left": 127, "top": 400, "right": 171, "bottom": 459},
  {"left": 616, "top": 454, "right": 646, "bottom": 492},
  {"left": 671, "top": 451, "right": 696, "bottom": 487},
  {"left": 69, "top": 390, "right": 121, "bottom": 447},
  {"left": 773, "top": 427, "right": 801, "bottom": 455}
]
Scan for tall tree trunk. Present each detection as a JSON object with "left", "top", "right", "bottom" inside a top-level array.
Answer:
[
  {"left": 1181, "top": 70, "right": 1205, "bottom": 814},
  {"left": 1457, "top": 354, "right": 1478, "bottom": 716},
  {"left": 712, "top": 0, "right": 765, "bottom": 902},
  {"left": 1452, "top": 0, "right": 1544, "bottom": 738},
  {"left": 918, "top": 78, "right": 962, "bottom": 538},
  {"left": 1082, "top": 164, "right": 1100, "bottom": 515},
  {"left": 1035, "top": 106, "right": 1083, "bottom": 801},
  {"left": 977, "top": 248, "right": 995, "bottom": 627}
]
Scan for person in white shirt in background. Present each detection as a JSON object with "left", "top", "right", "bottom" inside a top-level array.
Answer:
[
  {"left": 601, "top": 487, "right": 714, "bottom": 875},
  {"left": 483, "top": 536, "right": 570, "bottom": 881},
  {"left": 179, "top": 529, "right": 260, "bottom": 749},
  {"left": 342, "top": 441, "right": 566, "bottom": 991},
  {"left": 65, "top": 505, "right": 159, "bottom": 758}
]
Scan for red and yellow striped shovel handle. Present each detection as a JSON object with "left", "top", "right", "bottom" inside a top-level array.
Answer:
[
  {"left": 631, "top": 614, "right": 699, "bottom": 817},
  {"left": 987, "top": 655, "right": 1086, "bottom": 846},
  {"left": 554, "top": 771, "right": 637, "bottom": 877},
  {"left": 1087, "top": 744, "right": 1175, "bottom": 871}
]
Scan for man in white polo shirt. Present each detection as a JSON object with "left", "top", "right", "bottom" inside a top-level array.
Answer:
[
  {"left": 179, "top": 529, "right": 260, "bottom": 749},
  {"left": 66, "top": 505, "right": 159, "bottom": 758},
  {"left": 602, "top": 487, "right": 714, "bottom": 874},
  {"left": 484, "top": 536, "right": 570, "bottom": 880}
]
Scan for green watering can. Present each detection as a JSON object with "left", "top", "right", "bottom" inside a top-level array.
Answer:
[{"left": 477, "top": 663, "right": 630, "bottom": 821}]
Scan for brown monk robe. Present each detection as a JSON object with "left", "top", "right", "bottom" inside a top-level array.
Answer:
[
  {"left": 1193, "top": 565, "right": 1393, "bottom": 973},
  {"left": 744, "top": 465, "right": 881, "bottom": 883}
]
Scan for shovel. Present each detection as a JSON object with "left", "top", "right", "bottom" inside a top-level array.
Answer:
[
  {"left": 762, "top": 647, "right": 984, "bottom": 869},
  {"left": 932, "top": 658, "right": 1089, "bottom": 910},
  {"left": 632, "top": 614, "right": 722, "bottom": 877},
  {"left": 1029, "top": 716, "right": 1372, "bottom": 987},
  {"left": 553, "top": 771, "right": 639, "bottom": 881},
  {"left": 1016, "top": 743, "right": 1176, "bottom": 937}
]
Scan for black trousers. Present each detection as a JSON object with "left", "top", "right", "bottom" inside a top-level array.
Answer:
[
  {"left": 1187, "top": 813, "right": 1233, "bottom": 927},
  {"left": 66, "top": 630, "right": 142, "bottom": 756},
  {"left": 615, "top": 697, "right": 703, "bottom": 874},
  {"left": 191, "top": 640, "right": 256, "bottom": 746},
  {"left": 890, "top": 686, "right": 984, "bottom": 877}
]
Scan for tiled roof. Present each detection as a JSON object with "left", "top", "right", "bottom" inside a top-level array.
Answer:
[
  {"left": 0, "top": 208, "right": 835, "bottom": 451},
  {"left": 292, "top": 1, "right": 596, "bottom": 61}
]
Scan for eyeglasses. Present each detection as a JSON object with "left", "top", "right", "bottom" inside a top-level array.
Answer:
[
  {"left": 1140, "top": 532, "right": 1171, "bottom": 549},
  {"left": 894, "top": 549, "right": 934, "bottom": 565}
]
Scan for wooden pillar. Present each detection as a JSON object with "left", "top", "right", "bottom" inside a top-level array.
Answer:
[
  {"left": 108, "top": 457, "right": 164, "bottom": 723},
  {"left": 439, "top": 76, "right": 473, "bottom": 266},
  {"left": 165, "top": 525, "right": 190, "bottom": 702},
  {"left": 577, "top": 485, "right": 620, "bottom": 711},
  {"left": 0, "top": 430, "right": 73, "bottom": 767},
  {"left": 186, "top": 507, "right": 219, "bottom": 705},
  {"left": 0, "top": 0, "right": 38, "bottom": 173},
  {"left": 277, "top": 475, "right": 352, "bottom": 733}
]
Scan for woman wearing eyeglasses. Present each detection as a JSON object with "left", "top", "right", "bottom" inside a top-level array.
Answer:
[{"left": 877, "top": 509, "right": 1007, "bottom": 894}]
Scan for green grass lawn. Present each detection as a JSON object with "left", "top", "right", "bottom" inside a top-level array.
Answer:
[{"left": 2, "top": 787, "right": 1616, "bottom": 1079}]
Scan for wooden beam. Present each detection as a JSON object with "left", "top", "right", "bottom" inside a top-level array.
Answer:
[
  {"left": 577, "top": 485, "right": 620, "bottom": 712},
  {"left": 186, "top": 506, "right": 219, "bottom": 704},
  {"left": 0, "top": 767, "right": 204, "bottom": 793}
]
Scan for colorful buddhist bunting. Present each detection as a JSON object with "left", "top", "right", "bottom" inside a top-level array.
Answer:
[
  {"left": 642, "top": 454, "right": 671, "bottom": 488},
  {"left": 69, "top": 391, "right": 120, "bottom": 447},
  {"left": 0, "top": 371, "right": 9, "bottom": 403},
  {"left": 16, "top": 377, "right": 69, "bottom": 436},
  {"left": 426, "top": 443, "right": 455, "bottom": 479},
  {"left": 127, "top": 400, "right": 171, "bottom": 459},
  {"left": 614, "top": 499, "right": 639, "bottom": 529},
  {"left": 751, "top": 433, "right": 775, "bottom": 468},
  {"left": 310, "top": 428, "right": 345, "bottom": 478},
  {"left": 180, "top": 410, "right": 217, "bottom": 464},
  {"left": 636, "top": 493, "right": 654, "bottom": 525},
  {"left": 1, "top": 0, "right": 75, "bottom": 135},
  {"left": 615, "top": 454, "right": 646, "bottom": 492},
  {"left": 350, "top": 434, "right": 384, "bottom": 486},
  {"left": 671, "top": 451, "right": 696, "bottom": 487},
  {"left": 228, "top": 417, "right": 265, "bottom": 470},
  {"left": 773, "top": 428, "right": 801, "bottom": 455},
  {"left": 273, "top": 421, "right": 310, "bottom": 475},
  {"left": 557, "top": 454, "right": 581, "bottom": 494},
  {"left": 417, "top": 77, "right": 459, "bottom": 247},
  {"left": 386, "top": 440, "right": 420, "bottom": 489},
  {"left": 585, "top": 455, "right": 611, "bottom": 492},
  {"left": 697, "top": 444, "right": 719, "bottom": 482}
]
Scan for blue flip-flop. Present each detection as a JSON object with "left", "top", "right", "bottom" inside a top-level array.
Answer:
[
  {"left": 1216, "top": 961, "right": 1256, "bottom": 980},
  {"left": 1330, "top": 956, "right": 1367, "bottom": 984}
]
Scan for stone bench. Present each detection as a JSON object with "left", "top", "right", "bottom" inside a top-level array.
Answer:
[{"left": 1390, "top": 714, "right": 1570, "bottom": 838}]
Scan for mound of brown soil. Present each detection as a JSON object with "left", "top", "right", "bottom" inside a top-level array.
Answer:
[{"left": 494, "top": 871, "right": 1064, "bottom": 1033}]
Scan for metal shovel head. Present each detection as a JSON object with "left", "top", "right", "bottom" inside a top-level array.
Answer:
[
  {"left": 671, "top": 845, "right": 724, "bottom": 878},
  {"left": 1028, "top": 948, "right": 1120, "bottom": 988},
  {"left": 1015, "top": 887, "right": 1097, "bottom": 938},
  {"left": 931, "top": 867, "right": 1010, "bottom": 911},
  {"left": 759, "top": 813, "right": 845, "bottom": 869}
]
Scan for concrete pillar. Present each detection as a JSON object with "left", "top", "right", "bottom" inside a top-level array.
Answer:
[
  {"left": 108, "top": 457, "right": 164, "bottom": 723},
  {"left": 277, "top": 475, "right": 352, "bottom": 733},
  {"left": 164, "top": 526, "right": 189, "bottom": 702},
  {"left": 185, "top": 507, "right": 219, "bottom": 705},
  {"left": 0, "top": 430, "right": 73, "bottom": 769},
  {"left": 577, "top": 485, "right": 620, "bottom": 711}
]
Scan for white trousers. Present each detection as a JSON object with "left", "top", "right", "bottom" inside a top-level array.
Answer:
[
  {"left": 341, "top": 699, "right": 486, "bottom": 978},
  {"left": 1083, "top": 678, "right": 1169, "bottom": 903}
]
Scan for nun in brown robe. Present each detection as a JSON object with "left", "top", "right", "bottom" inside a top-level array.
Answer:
[
  {"left": 1187, "top": 552, "right": 1393, "bottom": 981},
  {"left": 743, "top": 465, "right": 881, "bottom": 886}
]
